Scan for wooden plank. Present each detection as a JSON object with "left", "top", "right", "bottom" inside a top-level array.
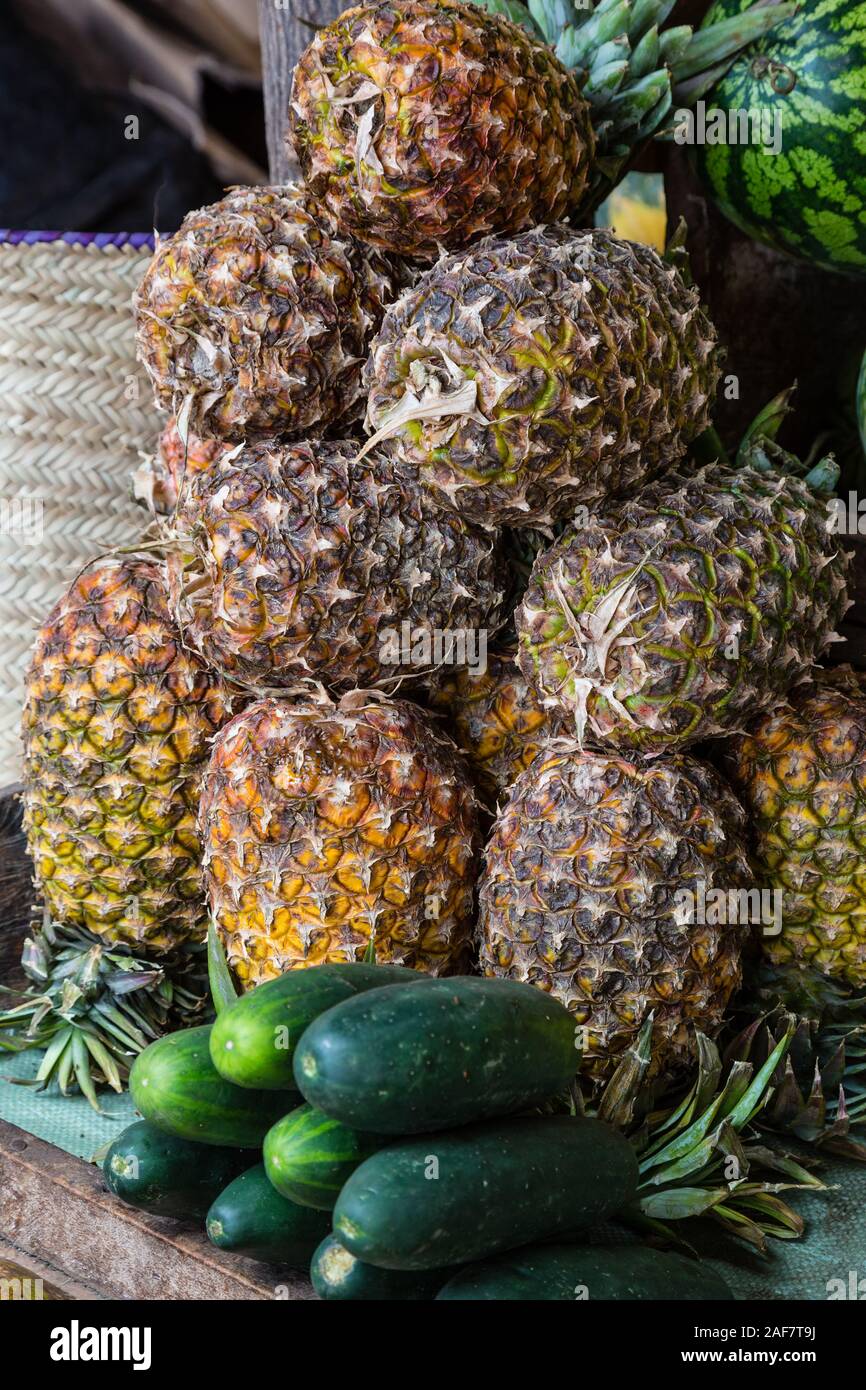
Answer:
[
  {"left": 0, "top": 1239, "right": 97, "bottom": 1300},
  {"left": 0, "top": 1118, "right": 314, "bottom": 1301},
  {"left": 0, "top": 784, "right": 32, "bottom": 984},
  {"left": 259, "top": 0, "right": 346, "bottom": 182}
]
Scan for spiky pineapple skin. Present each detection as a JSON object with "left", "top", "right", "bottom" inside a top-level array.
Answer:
[
  {"left": 364, "top": 226, "right": 720, "bottom": 526},
  {"left": 289, "top": 0, "right": 594, "bottom": 259},
  {"left": 726, "top": 667, "right": 866, "bottom": 988},
  {"left": 22, "top": 559, "right": 238, "bottom": 951},
  {"left": 517, "top": 463, "right": 851, "bottom": 752},
  {"left": 199, "top": 696, "right": 480, "bottom": 987},
  {"left": 170, "top": 439, "right": 505, "bottom": 691},
  {"left": 477, "top": 745, "right": 753, "bottom": 1080},
  {"left": 149, "top": 417, "right": 228, "bottom": 515},
  {"left": 426, "top": 649, "right": 569, "bottom": 802},
  {"left": 134, "top": 185, "right": 394, "bottom": 443}
]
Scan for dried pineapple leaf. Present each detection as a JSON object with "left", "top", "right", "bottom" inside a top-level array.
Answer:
[
  {"left": 358, "top": 377, "right": 485, "bottom": 461},
  {"left": 638, "top": 1185, "right": 730, "bottom": 1219},
  {"left": 596, "top": 1014, "right": 654, "bottom": 1129}
]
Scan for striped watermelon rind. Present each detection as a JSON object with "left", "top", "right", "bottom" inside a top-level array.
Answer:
[
  {"left": 263, "top": 1103, "right": 386, "bottom": 1210},
  {"left": 694, "top": 0, "right": 866, "bottom": 275}
]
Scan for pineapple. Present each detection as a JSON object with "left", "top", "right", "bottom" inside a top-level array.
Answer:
[
  {"left": 169, "top": 438, "right": 506, "bottom": 691},
  {"left": 426, "top": 648, "right": 569, "bottom": 803},
  {"left": 288, "top": 0, "right": 791, "bottom": 259},
  {"left": 199, "top": 693, "right": 480, "bottom": 986},
  {"left": 363, "top": 226, "right": 720, "bottom": 527},
  {"left": 134, "top": 185, "right": 394, "bottom": 443},
  {"left": 478, "top": 744, "right": 753, "bottom": 1080},
  {"left": 145, "top": 417, "right": 228, "bottom": 516},
  {"left": 517, "top": 441, "right": 851, "bottom": 752},
  {"left": 290, "top": 0, "right": 592, "bottom": 260},
  {"left": 726, "top": 666, "right": 866, "bottom": 989},
  {"left": 22, "top": 558, "right": 239, "bottom": 951}
]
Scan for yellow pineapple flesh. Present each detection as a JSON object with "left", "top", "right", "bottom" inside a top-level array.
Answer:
[
  {"left": 199, "top": 693, "right": 480, "bottom": 987},
  {"left": 22, "top": 558, "right": 238, "bottom": 951},
  {"left": 727, "top": 666, "right": 866, "bottom": 988}
]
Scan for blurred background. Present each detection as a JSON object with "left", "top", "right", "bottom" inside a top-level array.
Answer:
[{"left": 2, "top": 0, "right": 266, "bottom": 232}]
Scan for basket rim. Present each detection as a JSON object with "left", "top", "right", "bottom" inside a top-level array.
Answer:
[{"left": 0, "top": 230, "right": 154, "bottom": 250}]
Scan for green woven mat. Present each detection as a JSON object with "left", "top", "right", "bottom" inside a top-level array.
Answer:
[
  {"left": 1, "top": 1047, "right": 863, "bottom": 1300},
  {"left": 0, "top": 1048, "right": 136, "bottom": 1161}
]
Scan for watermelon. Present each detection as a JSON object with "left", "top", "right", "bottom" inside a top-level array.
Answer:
[{"left": 693, "top": 0, "right": 866, "bottom": 275}]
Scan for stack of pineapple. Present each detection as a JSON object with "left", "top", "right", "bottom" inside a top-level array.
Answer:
[{"left": 18, "top": 0, "right": 866, "bottom": 1093}]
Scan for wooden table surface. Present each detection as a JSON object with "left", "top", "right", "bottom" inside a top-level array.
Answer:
[{"left": 0, "top": 788, "right": 313, "bottom": 1300}]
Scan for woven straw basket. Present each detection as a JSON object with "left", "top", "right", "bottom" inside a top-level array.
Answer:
[{"left": 0, "top": 231, "right": 159, "bottom": 784}]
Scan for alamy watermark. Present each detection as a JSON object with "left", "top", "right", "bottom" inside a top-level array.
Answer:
[
  {"left": 827, "top": 493, "right": 866, "bottom": 535},
  {"left": 379, "top": 623, "right": 488, "bottom": 675},
  {"left": 827, "top": 1269, "right": 866, "bottom": 1299},
  {"left": 673, "top": 883, "right": 783, "bottom": 937},
  {"left": 673, "top": 101, "right": 782, "bottom": 156},
  {"left": 0, "top": 495, "right": 43, "bottom": 545},
  {"left": 1, "top": 1274, "right": 44, "bottom": 1300}
]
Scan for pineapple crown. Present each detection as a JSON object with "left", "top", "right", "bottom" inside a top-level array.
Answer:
[
  {"left": 568, "top": 995, "right": 865, "bottom": 1253},
  {"left": 735, "top": 385, "right": 840, "bottom": 495},
  {"left": 0, "top": 913, "right": 210, "bottom": 1111},
  {"left": 476, "top": 0, "right": 799, "bottom": 214},
  {"left": 691, "top": 384, "right": 842, "bottom": 497}
]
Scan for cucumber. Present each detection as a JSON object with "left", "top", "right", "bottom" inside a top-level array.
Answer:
[
  {"left": 103, "top": 1120, "right": 249, "bottom": 1221},
  {"left": 263, "top": 1104, "right": 388, "bottom": 1210},
  {"left": 130, "top": 1026, "right": 291, "bottom": 1148},
  {"left": 334, "top": 1114, "right": 638, "bottom": 1270},
  {"left": 206, "top": 1164, "right": 330, "bottom": 1266},
  {"left": 294, "top": 976, "right": 578, "bottom": 1133},
  {"left": 311, "top": 1234, "right": 452, "bottom": 1301},
  {"left": 210, "top": 961, "right": 425, "bottom": 1090},
  {"left": 436, "top": 1244, "right": 735, "bottom": 1301}
]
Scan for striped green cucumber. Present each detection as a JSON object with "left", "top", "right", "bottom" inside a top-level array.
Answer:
[
  {"left": 436, "top": 1244, "right": 735, "bottom": 1300},
  {"left": 311, "top": 1234, "right": 452, "bottom": 1300},
  {"left": 210, "top": 961, "right": 425, "bottom": 1089},
  {"left": 130, "top": 1026, "right": 291, "bottom": 1147},
  {"left": 333, "top": 1114, "right": 638, "bottom": 1270},
  {"left": 263, "top": 1104, "right": 388, "bottom": 1210},
  {"left": 294, "top": 976, "right": 578, "bottom": 1133},
  {"left": 103, "top": 1120, "right": 250, "bottom": 1221},
  {"left": 206, "top": 1164, "right": 330, "bottom": 1265}
]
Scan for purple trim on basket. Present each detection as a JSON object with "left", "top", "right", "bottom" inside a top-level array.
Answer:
[{"left": 0, "top": 230, "right": 155, "bottom": 249}]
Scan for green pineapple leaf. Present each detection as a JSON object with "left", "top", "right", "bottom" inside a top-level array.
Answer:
[
  {"left": 208, "top": 920, "right": 238, "bottom": 1015},
  {"left": 0, "top": 914, "right": 210, "bottom": 1110},
  {"left": 476, "top": 0, "right": 800, "bottom": 216}
]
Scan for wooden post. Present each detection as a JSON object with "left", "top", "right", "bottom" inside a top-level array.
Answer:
[
  {"left": 0, "top": 785, "right": 32, "bottom": 984},
  {"left": 258, "top": 0, "right": 347, "bottom": 182}
]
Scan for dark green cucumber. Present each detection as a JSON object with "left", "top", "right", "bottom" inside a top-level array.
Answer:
[
  {"left": 294, "top": 976, "right": 578, "bottom": 1133},
  {"left": 103, "top": 1120, "right": 249, "bottom": 1221},
  {"left": 206, "top": 1164, "right": 330, "bottom": 1266},
  {"left": 436, "top": 1244, "right": 735, "bottom": 1301},
  {"left": 210, "top": 961, "right": 425, "bottom": 1090},
  {"left": 334, "top": 1114, "right": 638, "bottom": 1270},
  {"left": 130, "top": 1025, "right": 292, "bottom": 1147},
  {"left": 311, "top": 1234, "right": 452, "bottom": 1301},
  {"left": 263, "top": 1104, "right": 388, "bottom": 1210}
]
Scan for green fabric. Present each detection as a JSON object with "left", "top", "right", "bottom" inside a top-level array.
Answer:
[
  {"left": 1, "top": 1047, "right": 863, "bottom": 1300},
  {"left": 0, "top": 1048, "right": 135, "bottom": 1162},
  {"left": 703, "top": 1164, "right": 866, "bottom": 1302}
]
